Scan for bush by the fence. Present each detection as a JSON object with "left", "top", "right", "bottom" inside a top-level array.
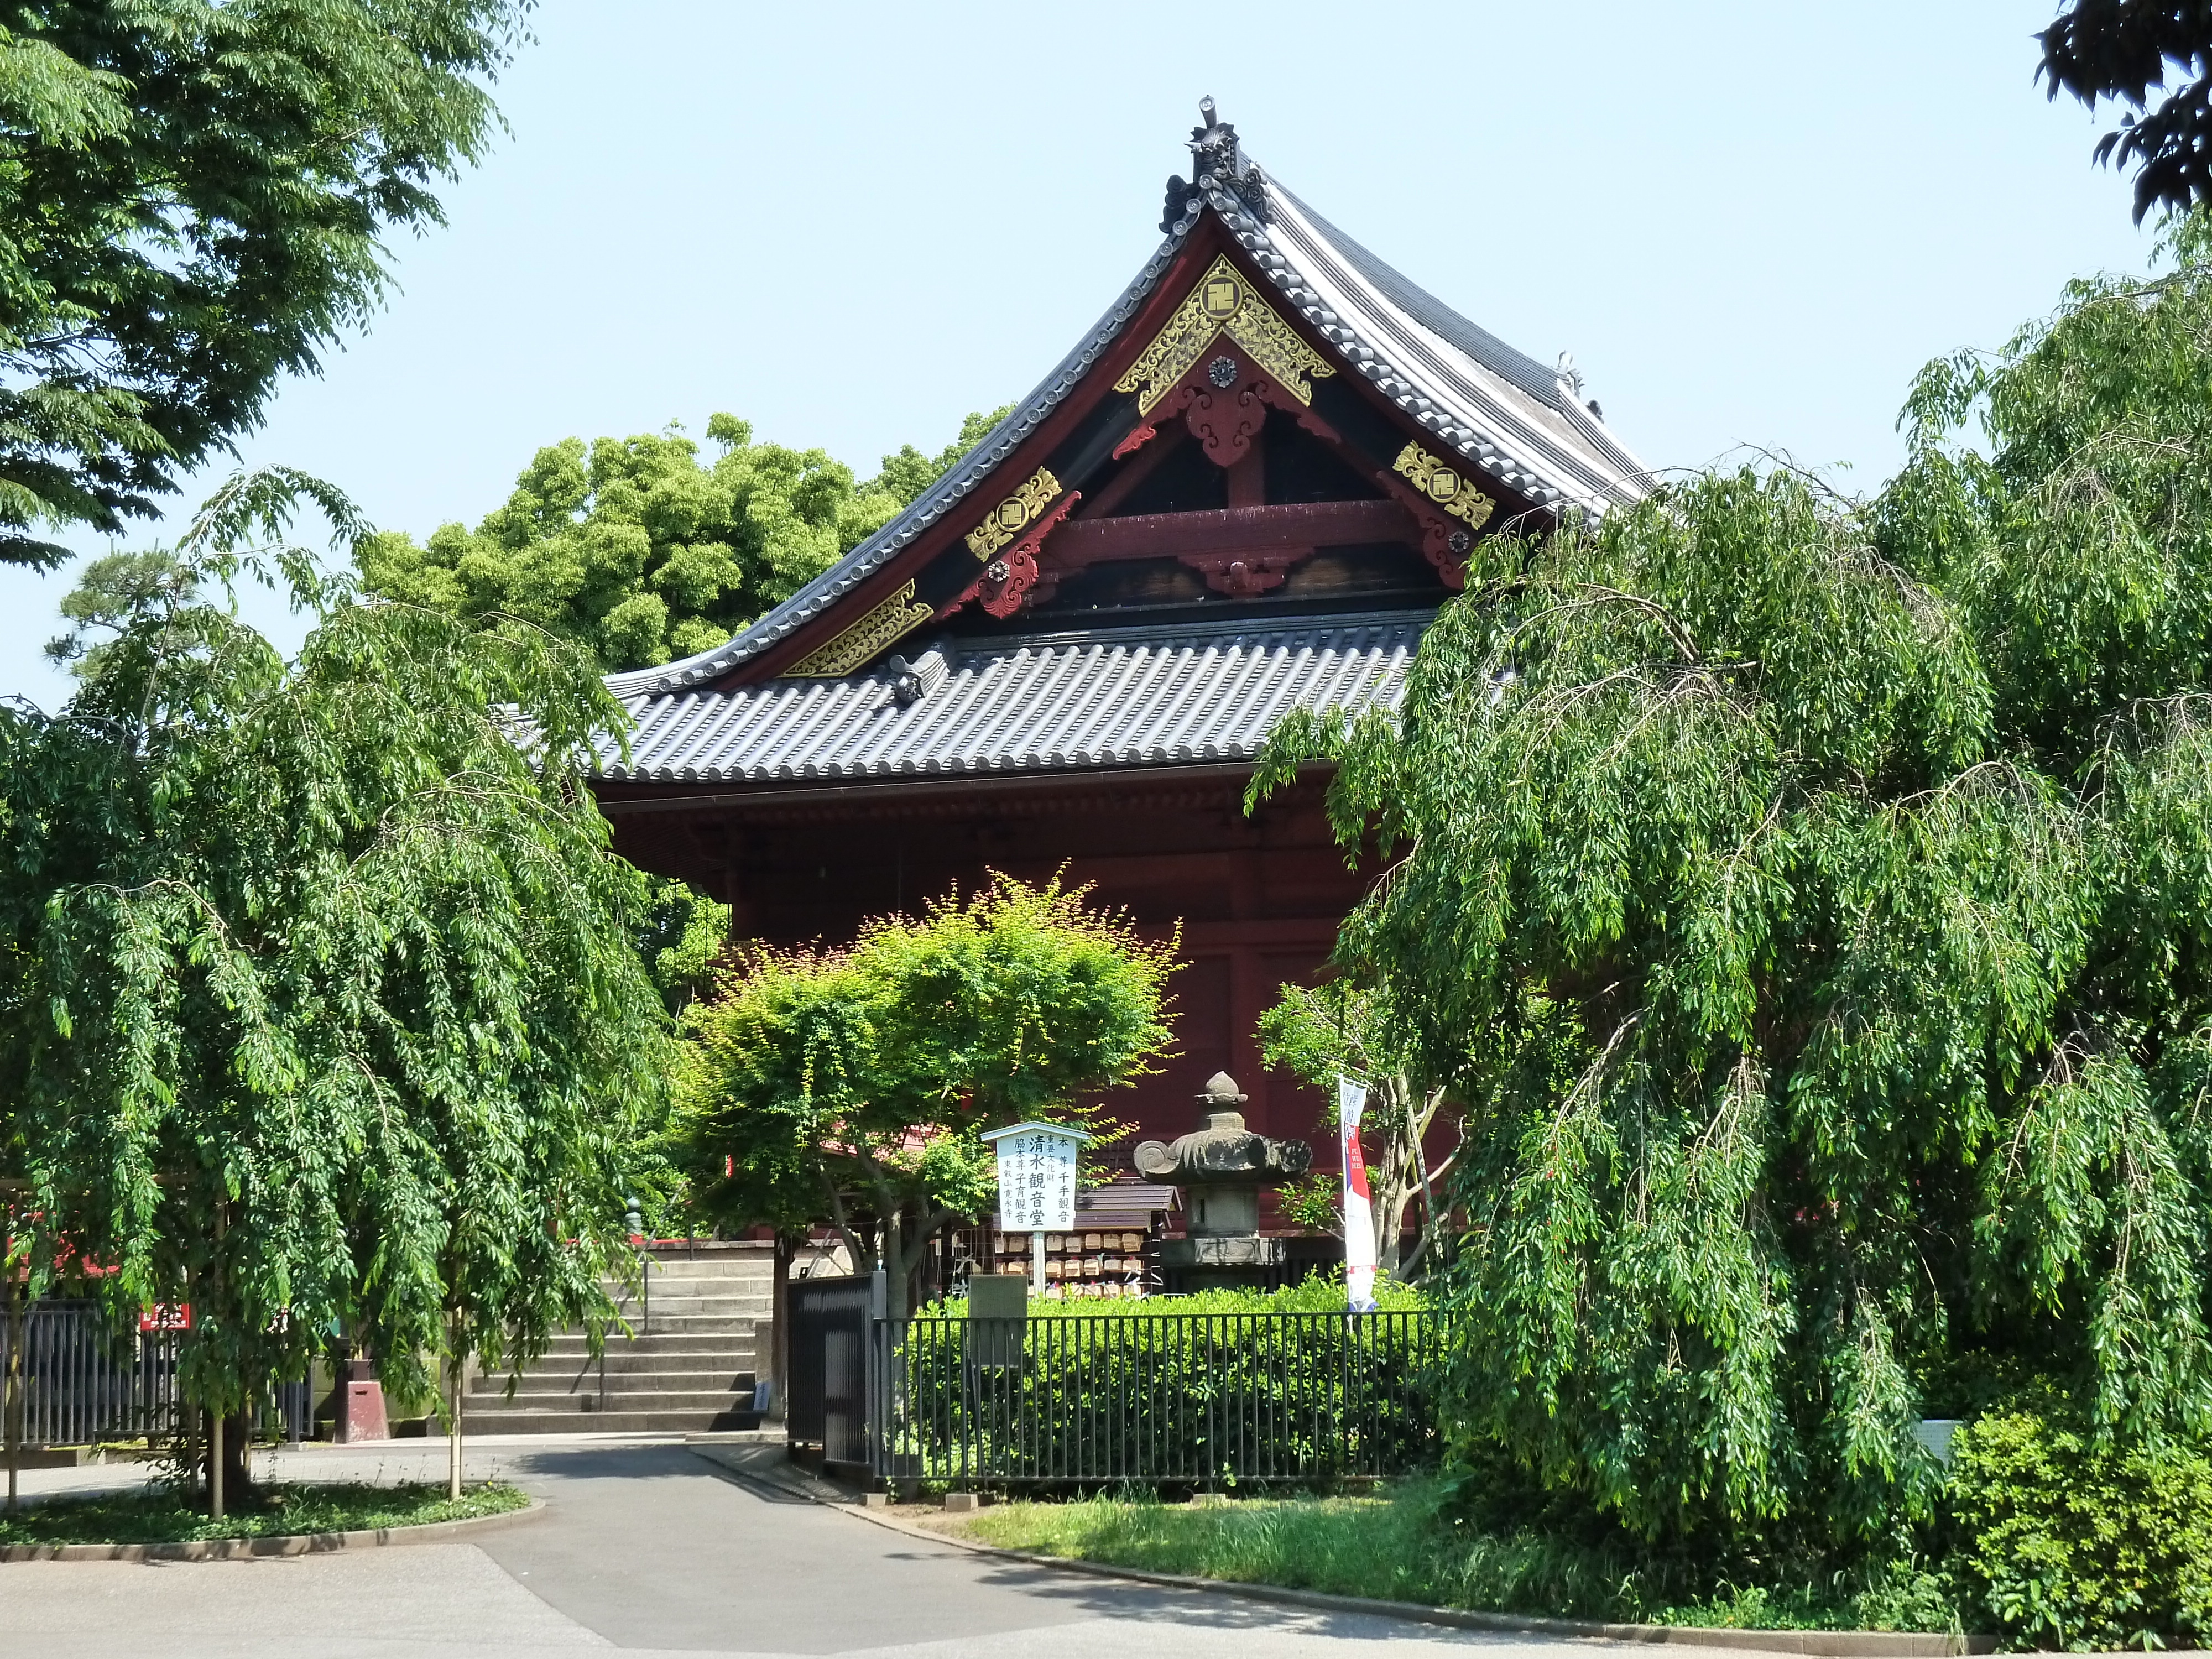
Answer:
[
  {"left": 1947, "top": 1404, "right": 2212, "bottom": 1650},
  {"left": 885, "top": 1272, "right": 1437, "bottom": 1485},
  {"left": 919, "top": 1274, "right": 1426, "bottom": 1322}
]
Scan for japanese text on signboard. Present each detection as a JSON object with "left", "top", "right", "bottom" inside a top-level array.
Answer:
[{"left": 994, "top": 1130, "right": 1079, "bottom": 1232}]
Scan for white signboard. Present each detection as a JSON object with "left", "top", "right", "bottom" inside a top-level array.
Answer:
[
  {"left": 983, "top": 1120, "right": 1091, "bottom": 1294},
  {"left": 983, "top": 1121, "right": 1088, "bottom": 1232}
]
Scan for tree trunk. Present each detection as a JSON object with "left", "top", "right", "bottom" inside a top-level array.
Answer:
[
  {"left": 208, "top": 1408, "right": 224, "bottom": 1520},
  {"left": 205, "top": 1407, "right": 250, "bottom": 1516},
  {"left": 883, "top": 1213, "right": 912, "bottom": 1323},
  {"left": 447, "top": 1340, "right": 465, "bottom": 1501}
]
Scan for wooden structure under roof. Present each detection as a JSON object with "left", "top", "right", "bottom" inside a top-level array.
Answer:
[{"left": 593, "top": 101, "right": 1650, "bottom": 1200}]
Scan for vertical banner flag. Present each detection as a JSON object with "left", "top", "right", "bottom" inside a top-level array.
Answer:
[
  {"left": 981, "top": 1121, "right": 1091, "bottom": 1296},
  {"left": 1338, "top": 1074, "right": 1377, "bottom": 1311}
]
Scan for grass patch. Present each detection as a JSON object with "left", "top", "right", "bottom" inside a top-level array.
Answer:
[
  {"left": 0, "top": 1481, "right": 529, "bottom": 1546},
  {"left": 966, "top": 1483, "right": 1963, "bottom": 1634}
]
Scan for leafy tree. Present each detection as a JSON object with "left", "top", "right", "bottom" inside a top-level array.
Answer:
[
  {"left": 1253, "top": 214, "right": 2212, "bottom": 1548},
  {"left": 637, "top": 877, "right": 732, "bottom": 1016},
  {"left": 358, "top": 407, "right": 1011, "bottom": 672},
  {"left": 1258, "top": 981, "right": 1456, "bottom": 1282},
  {"left": 0, "top": 1, "right": 531, "bottom": 566},
  {"left": 2041, "top": 1, "right": 2212, "bottom": 222},
  {"left": 0, "top": 472, "right": 673, "bottom": 1512},
  {"left": 41, "top": 548, "right": 195, "bottom": 679},
  {"left": 679, "top": 876, "right": 1177, "bottom": 1318}
]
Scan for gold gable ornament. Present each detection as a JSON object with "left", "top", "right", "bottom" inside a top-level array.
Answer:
[
  {"left": 1115, "top": 254, "right": 1334, "bottom": 415},
  {"left": 964, "top": 468, "right": 1063, "bottom": 560},
  {"left": 1392, "top": 441, "right": 1495, "bottom": 533},
  {"left": 785, "top": 581, "right": 932, "bottom": 679}
]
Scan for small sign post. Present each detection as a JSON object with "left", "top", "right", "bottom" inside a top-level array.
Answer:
[{"left": 982, "top": 1121, "right": 1091, "bottom": 1297}]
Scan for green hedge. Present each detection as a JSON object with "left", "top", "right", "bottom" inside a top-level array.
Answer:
[
  {"left": 886, "top": 1273, "right": 1438, "bottom": 1486},
  {"left": 1949, "top": 1405, "right": 2212, "bottom": 1650},
  {"left": 920, "top": 1274, "right": 1426, "bottom": 1321}
]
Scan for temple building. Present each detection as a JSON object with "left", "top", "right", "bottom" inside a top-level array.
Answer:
[{"left": 592, "top": 102, "right": 1650, "bottom": 1193}]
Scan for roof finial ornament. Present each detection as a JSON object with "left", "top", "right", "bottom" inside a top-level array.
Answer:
[
  {"left": 1556, "top": 350, "right": 1585, "bottom": 399},
  {"left": 1187, "top": 93, "right": 1245, "bottom": 187}
]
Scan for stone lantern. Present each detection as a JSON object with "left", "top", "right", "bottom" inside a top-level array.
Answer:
[{"left": 1135, "top": 1072, "right": 1312, "bottom": 1291}]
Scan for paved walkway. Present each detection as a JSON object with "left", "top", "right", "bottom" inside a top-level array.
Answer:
[{"left": 1, "top": 1437, "right": 1725, "bottom": 1658}]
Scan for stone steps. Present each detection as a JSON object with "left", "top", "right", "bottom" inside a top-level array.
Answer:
[
  {"left": 513, "top": 1347, "right": 754, "bottom": 1378},
  {"left": 460, "top": 1254, "right": 770, "bottom": 1436},
  {"left": 476, "top": 1366, "right": 753, "bottom": 1396},
  {"left": 472, "top": 1383, "right": 756, "bottom": 1413},
  {"left": 458, "top": 1405, "right": 763, "bottom": 1435}
]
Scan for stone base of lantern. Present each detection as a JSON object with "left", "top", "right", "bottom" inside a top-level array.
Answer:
[{"left": 1158, "top": 1234, "right": 1286, "bottom": 1293}]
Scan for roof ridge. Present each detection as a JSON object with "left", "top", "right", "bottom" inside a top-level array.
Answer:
[
  {"left": 606, "top": 102, "right": 1650, "bottom": 705},
  {"left": 1270, "top": 183, "right": 1563, "bottom": 408}
]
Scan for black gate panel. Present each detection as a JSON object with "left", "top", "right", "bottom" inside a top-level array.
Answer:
[{"left": 786, "top": 1272, "right": 881, "bottom": 1473}]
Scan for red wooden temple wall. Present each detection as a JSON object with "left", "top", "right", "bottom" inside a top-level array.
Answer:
[{"left": 599, "top": 770, "right": 1377, "bottom": 1169}]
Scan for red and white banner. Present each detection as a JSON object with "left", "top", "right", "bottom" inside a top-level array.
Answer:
[{"left": 1338, "top": 1075, "right": 1377, "bottom": 1311}]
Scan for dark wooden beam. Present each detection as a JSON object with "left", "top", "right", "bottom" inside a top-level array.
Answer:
[
  {"left": 1075, "top": 430, "right": 1187, "bottom": 521},
  {"left": 1048, "top": 499, "right": 1416, "bottom": 569}
]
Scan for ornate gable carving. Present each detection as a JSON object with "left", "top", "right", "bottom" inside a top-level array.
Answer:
[{"left": 1113, "top": 254, "right": 1334, "bottom": 414}]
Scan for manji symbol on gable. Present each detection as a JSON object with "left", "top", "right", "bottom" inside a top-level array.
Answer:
[
  {"left": 1114, "top": 254, "right": 1335, "bottom": 414},
  {"left": 963, "top": 468, "right": 1063, "bottom": 560},
  {"left": 1392, "top": 441, "right": 1496, "bottom": 533}
]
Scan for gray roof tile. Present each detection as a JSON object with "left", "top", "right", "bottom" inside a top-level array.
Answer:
[{"left": 597, "top": 612, "right": 1425, "bottom": 785}]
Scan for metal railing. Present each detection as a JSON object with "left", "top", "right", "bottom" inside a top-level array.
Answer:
[
  {"left": 0, "top": 1299, "right": 311, "bottom": 1447},
  {"left": 875, "top": 1308, "right": 1444, "bottom": 1487}
]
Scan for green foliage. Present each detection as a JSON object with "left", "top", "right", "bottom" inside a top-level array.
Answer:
[
  {"left": 969, "top": 1481, "right": 1960, "bottom": 1631},
  {"left": 0, "top": 1480, "right": 528, "bottom": 1546},
  {"left": 43, "top": 549, "right": 196, "bottom": 679},
  {"left": 1258, "top": 980, "right": 1456, "bottom": 1278},
  {"left": 0, "top": 1, "right": 531, "bottom": 565},
  {"left": 890, "top": 1275, "right": 1434, "bottom": 1486},
  {"left": 2039, "top": 2, "right": 2212, "bottom": 224},
  {"left": 1251, "top": 213, "right": 2212, "bottom": 1548},
  {"left": 1949, "top": 1404, "right": 2212, "bottom": 1650},
  {"left": 1275, "top": 1170, "right": 1341, "bottom": 1236},
  {"left": 635, "top": 877, "right": 729, "bottom": 1016},
  {"left": 358, "top": 406, "right": 1011, "bottom": 671},
  {"left": 679, "top": 873, "right": 1176, "bottom": 1314},
  {"left": 0, "top": 471, "right": 674, "bottom": 1440}
]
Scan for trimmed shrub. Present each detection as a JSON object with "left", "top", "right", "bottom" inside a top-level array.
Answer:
[
  {"left": 887, "top": 1272, "right": 1437, "bottom": 1485},
  {"left": 1948, "top": 1406, "right": 2212, "bottom": 1650}
]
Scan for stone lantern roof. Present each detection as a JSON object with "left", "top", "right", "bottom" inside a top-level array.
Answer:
[{"left": 1133, "top": 1072, "right": 1312, "bottom": 1186}]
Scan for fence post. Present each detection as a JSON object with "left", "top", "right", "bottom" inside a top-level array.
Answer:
[{"left": 3, "top": 1270, "right": 21, "bottom": 1512}]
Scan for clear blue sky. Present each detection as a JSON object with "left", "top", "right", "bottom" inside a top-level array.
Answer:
[{"left": 0, "top": 0, "right": 2155, "bottom": 704}]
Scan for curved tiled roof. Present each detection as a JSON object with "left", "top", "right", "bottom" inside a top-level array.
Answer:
[
  {"left": 597, "top": 612, "right": 1424, "bottom": 785},
  {"left": 609, "top": 116, "right": 1648, "bottom": 703}
]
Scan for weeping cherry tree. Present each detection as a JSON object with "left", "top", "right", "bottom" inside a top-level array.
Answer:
[
  {"left": 1252, "top": 214, "right": 2212, "bottom": 1547},
  {"left": 0, "top": 473, "right": 674, "bottom": 1512}
]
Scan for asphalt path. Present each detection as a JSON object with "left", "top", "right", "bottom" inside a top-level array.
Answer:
[{"left": 0, "top": 1437, "right": 1736, "bottom": 1658}]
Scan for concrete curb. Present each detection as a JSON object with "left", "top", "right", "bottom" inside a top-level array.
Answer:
[
  {"left": 686, "top": 1448, "right": 1992, "bottom": 1658},
  {"left": 0, "top": 1493, "right": 546, "bottom": 1563}
]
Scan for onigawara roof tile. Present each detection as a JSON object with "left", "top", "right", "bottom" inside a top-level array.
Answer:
[
  {"left": 597, "top": 612, "right": 1426, "bottom": 786},
  {"left": 608, "top": 105, "right": 1647, "bottom": 702}
]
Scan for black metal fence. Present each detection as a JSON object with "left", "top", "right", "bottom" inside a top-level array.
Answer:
[
  {"left": 1, "top": 1299, "right": 311, "bottom": 1448},
  {"left": 876, "top": 1307, "right": 1444, "bottom": 1488}
]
